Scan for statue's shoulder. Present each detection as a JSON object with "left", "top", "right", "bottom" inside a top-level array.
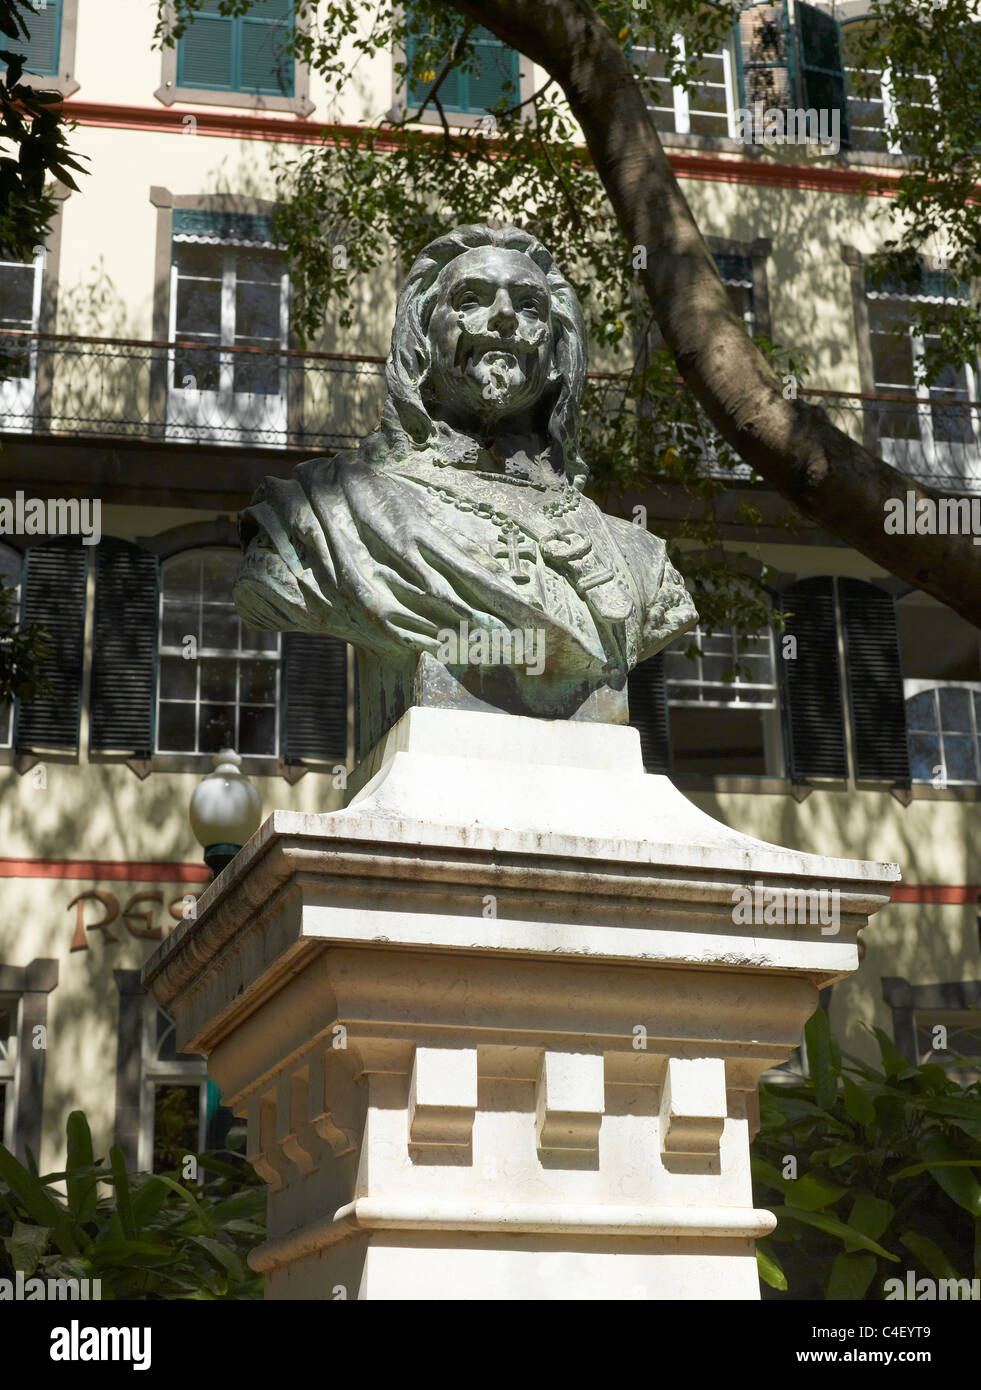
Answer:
[
  {"left": 603, "top": 509, "right": 667, "bottom": 560},
  {"left": 292, "top": 431, "right": 391, "bottom": 492}
]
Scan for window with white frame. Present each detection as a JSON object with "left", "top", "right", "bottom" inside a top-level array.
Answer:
[
  {"left": 167, "top": 222, "right": 290, "bottom": 446},
  {"left": 157, "top": 549, "right": 280, "bottom": 758},
  {"left": 0, "top": 999, "right": 18, "bottom": 1152},
  {"left": 0, "top": 545, "right": 22, "bottom": 749},
  {"left": 866, "top": 276, "right": 980, "bottom": 469},
  {"left": 663, "top": 621, "right": 784, "bottom": 776},
  {"left": 633, "top": 31, "right": 737, "bottom": 138},
  {"left": 0, "top": 251, "right": 43, "bottom": 431},
  {"left": 140, "top": 1001, "right": 218, "bottom": 1174},
  {"left": 905, "top": 681, "right": 981, "bottom": 786},
  {"left": 914, "top": 1008, "right": 981, "bottom": 1085},
  {"left": 842, "top": 21, "right": 937, "bottom": 156}
]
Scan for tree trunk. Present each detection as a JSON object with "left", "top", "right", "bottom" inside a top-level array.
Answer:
[{"left": 441, "top": 0, "right": 981, "bottom": 627}]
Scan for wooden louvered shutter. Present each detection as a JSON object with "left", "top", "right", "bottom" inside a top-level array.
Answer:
[
  {"left": 14, "top": 539, "right": 87, "bottom": 752},
  {"left": 89, "top": 539, "right": 159, "bottom": 756},
  {"left": 796, "top": 2, "right": 850, "bottom": 149},
  {"left": 468, "top": 27, "right": 519, "bottom": 112},
  {"left": 178, "top": 0, "right": 235, "bottom": 90},
  {"left": 241, "top": 0, "right": 294, "bottom": 96},
  {"left": 281, "top": 632, "right": 348, "bottom": 762},
  {"left": 627, "top": 653, "right": 671, "bottom": 773},
  {"left": 17, "top": 0, "right": 62, "bottom": 76},
  {"left": 777, "top": 577, "right": 848, "bottom": 780},
  {"left": 406, "top": 26, "right": 463, "bottom": 111},
  {"left": 839, "top": 578, "right": 910, "bottom": 783},
  {"left": 737, "top": 1, "right": 793, "bottom": 110}
]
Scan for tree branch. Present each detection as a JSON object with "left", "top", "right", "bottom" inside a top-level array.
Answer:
[{"left": 436, "top": 0, "right": 981, "bottom": 628}]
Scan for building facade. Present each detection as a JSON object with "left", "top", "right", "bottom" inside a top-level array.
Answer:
[{"left": 1, "top": 0, "right": 979, "bottom": 1176}]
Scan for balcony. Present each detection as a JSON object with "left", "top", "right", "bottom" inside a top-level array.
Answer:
[
  {"left": 0, "top": 331, "right": 387, "bottom": 453},
  {"left": 1, "top": 334, "right": 979, "bottom": 497}
]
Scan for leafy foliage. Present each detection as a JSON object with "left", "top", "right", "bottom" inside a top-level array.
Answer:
[
  {"left": 0, "top": 0, "right": 86, "bottom": 261},
  {"left": 753, "top": 1008, "right": 981, "bottom": 1300},
  {"left": 0, "top": 1111, "right": 265, "bottom": 1299},
  {"left": 846, "top": 0, "right": 981, "bottom": 383},
  {"left": 0, "top": 579, "right": 51, "bottom": 708}
]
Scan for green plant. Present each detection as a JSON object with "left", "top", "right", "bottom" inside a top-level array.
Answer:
[
  {"left": 752, "top": 1008, "right": 981, "bottom": 1300},
  {"left": 0, "top": 1110, "right": 266, "bottom": 1299}
]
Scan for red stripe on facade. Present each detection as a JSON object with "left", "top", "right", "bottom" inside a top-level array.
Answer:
[
  {"left": 0, "top": 858, "right": 210, "bottom": 883},
  {"left": 890, "top": 884, "right": 981, "bottom": 904},
  {"left": 57, "top": 101, "right": 908, "bottom": 198}
]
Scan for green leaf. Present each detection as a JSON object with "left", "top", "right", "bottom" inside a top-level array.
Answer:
[
  {"left": 842, "top": 1075, "right": 875, "bottom": 1127},
  {"left": 150, "top": 1175, "right": 216, "bottom": 1234},
  {"left": 65, "top": 1111, "right": 97, "bottom": 1224},
  {"left": 870, "top": 1026, "right": 909, "bottom": 1078},
  {"left": 892, "top": 1158, "right": 981, "bottom": 1182},
  {"left": 3, "top": 1221, "right": 51, "bottom": 1276},
  {"left": 109, "top": 1145, "right": 136, "bottom": 1240},
  {"left": 844, "top": 1193, "right": 893, "bottom": 1253},
  {"left": 806, "top": 1007, "right": 839, "bottom": 1112},
  {"left": 826, "top": 1251, "right": 878, "bottom": 1300},
  {"left": 130, "top": 1176, "right": 171, "bottom": 1229},
  {"left": 812, "top": 1142, "right": 865, "bottom": 1168},
  {"left": 900, "top": 1231, "right": 967, "bottom": 1282},
  {"left": 779, "top": 1206, "right": 899, "bottom": 1261},
  {"left": 756, "top": 1240, "right": 787, "bottom": 1291},
  {"left": 0, "top": 1142, "right": 78, "bottom": 1256}
]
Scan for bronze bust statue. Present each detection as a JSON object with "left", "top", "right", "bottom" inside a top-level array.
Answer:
[{"left": 234, "top": 224, "right": 697, "bottom": 749}]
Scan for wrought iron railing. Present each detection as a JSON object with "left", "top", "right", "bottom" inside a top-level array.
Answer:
[{"left": 1, "top": 333, "right": 979, "bottom": 491}]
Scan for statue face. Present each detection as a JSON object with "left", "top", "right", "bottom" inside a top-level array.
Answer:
[{"left": 424, "top": 247, "right": 555, "bottom": 429}]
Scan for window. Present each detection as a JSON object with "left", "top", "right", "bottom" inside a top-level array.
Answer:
[
  {"left": 0, "top": 1000, "right": 17, "bottom": 1151},
  {"left": 405, "top": 21, "right": 520, "bottom": 116},
  {"left": 633, "top": 30, "right": 737, "bottom": 138},
  {"left": 0, "top": 546, "right": 23, "bottom": 750},
  {"left": 914, "top": 1008, "right": 981, "bottom": 1085},
  {"left": 176, "top": 0, "right": 294, "bottom": 97},
  {"left": 0, "top": 251, "right": 43, "bottom": 432},
  {"left": 4, "top": 0, "right": 61, "bottom": 77},
  {"left": 663, "top": 622, "right": 783, "bottom": 777},
  {"left": 167, "top": 219, "right": 290, "bottom": 445},
  {"left": 866, "top": 270, "right": 981, "bottom": 479},
  {"left": 842, "top": 19, "right": 937, "bottom": 157},
  {"left": 157, "top": 549, "right": 280, "bottom": 758},
  {"left": 905, "top": 682, "right": 981, "bottom": 786},
  {"left": 778, "top": 576, "right": 911, "bottom": 785},
  {"left": 141, "top": 1002, "right": 233, "bottom": 1173}
]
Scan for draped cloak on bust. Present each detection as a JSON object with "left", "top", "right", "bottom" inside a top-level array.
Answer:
[{"left": 234, "top": 419, "right": 698, "bottom": 718}]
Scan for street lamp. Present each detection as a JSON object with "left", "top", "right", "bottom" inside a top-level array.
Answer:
[{"left": 189, "top": 748, "right": 262, "bottom": 877}]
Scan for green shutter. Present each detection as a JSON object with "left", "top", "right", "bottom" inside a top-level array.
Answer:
[
  {"left": 406, "top": 31, "right": 462, "bottom": 111},
  {"left": 736, "top": 0, "right": 793, "bottom": 111},
  {"left": 178, "top": 7, "right": 235, "bottom": 91},
  {"left": 777, "top": 576, "right": 848, "bottom": 780},
  {"left": 89, "top": 539, "right": 159, "bottom": 757},
  {"left": 16, "top": 0, "right": 62, "bottom": 77},
  {"left": 14, "top": 539, "right": 87, "bottom": 753},
  {"left": 839, "top": 578, "right": 910, "bottom": 784},
  {"left": 795, "top": 1, "right": 851, "bottom": 149},
  {"left": 467, "top": 27, "right": 519, "bottom": 113},
  {"left": 628, "top": 653, "right": 671, "bottom": 773},
  {"left": 281, "top": 632, "right": 348, "bottom": 762},
  {"left": 240, "top": 12, "right": 294, "bottom": 96},
  {"left": 405, "top": 20, "right": 517, "bottom": 114}
]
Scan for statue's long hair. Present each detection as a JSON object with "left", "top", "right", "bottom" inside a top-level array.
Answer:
[{"left": 381, "top": 224, "right": 588, "bottom": 489}]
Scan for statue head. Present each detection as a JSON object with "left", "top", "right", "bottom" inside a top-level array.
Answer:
[{"left": 384, "top": 225, "right": 588, "bottom": 487}]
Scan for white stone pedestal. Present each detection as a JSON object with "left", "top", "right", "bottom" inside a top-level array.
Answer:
[{"left": 143, "top": 709, "right": 899, "bottom": 1300}]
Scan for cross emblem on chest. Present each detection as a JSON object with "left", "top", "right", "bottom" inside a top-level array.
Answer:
[{"left": 494, "top": 523, "right": 536, "bottom": 584}]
